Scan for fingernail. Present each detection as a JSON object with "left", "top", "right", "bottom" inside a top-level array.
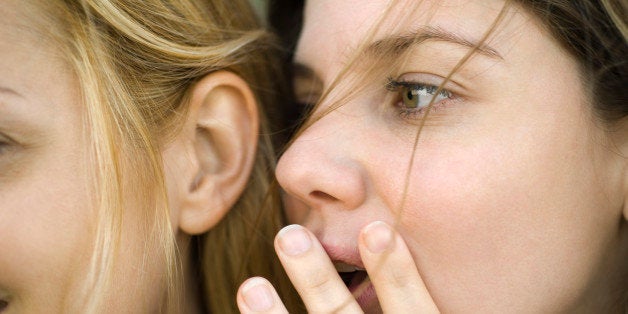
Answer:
[
  {"left": 242, "top": 278, "right": 274, "bottom": 312},
  {"left": 362, "top": 221, "right": 394, "bottom": 253},
  {"left": 277, "top": 224, "right": 312, "bottom": 256}
]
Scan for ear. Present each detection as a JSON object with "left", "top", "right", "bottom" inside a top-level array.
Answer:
[{"left": 175, "top": 71, "right": 259, "bottom": 235}]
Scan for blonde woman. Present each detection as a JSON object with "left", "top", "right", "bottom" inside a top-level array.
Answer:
[
  {"left": 238, "top": 0, "right": 628, "bottom": 313},
  {"left": 0, "top": 0, "right": 301, "bottom": 312}
]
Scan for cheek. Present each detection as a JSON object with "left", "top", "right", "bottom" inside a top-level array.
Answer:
[
  {"left": 395, "top": 121, "right": 619, "bottom": 311},
  {"left": 0, "top": 148, "right": 93, "bottom": 311},
  {"left": 0, "top": 146, "right": 165, "bottom": 311}
]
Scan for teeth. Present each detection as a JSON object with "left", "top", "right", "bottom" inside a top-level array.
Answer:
[{"left": 334, "top": 263, "right": 365, "bottom": 272}]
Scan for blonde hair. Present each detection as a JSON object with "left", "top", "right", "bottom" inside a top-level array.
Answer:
[{"left": 28, "top": 0, "right": 300, "bottom": 312}]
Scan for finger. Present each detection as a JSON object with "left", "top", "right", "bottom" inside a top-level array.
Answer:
[
  {"left": 237, "top": 277, "right": 289, "bottom": 314},
  {"left": 275, "top": 224, "right": 363, "bottom": 313},
  {"left": 359, "top": 221, "right": 440, "bottom": 313}
]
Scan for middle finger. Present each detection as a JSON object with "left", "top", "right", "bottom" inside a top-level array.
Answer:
[{"left": 274, "top": 224, "right": 363, "bottom": 313}]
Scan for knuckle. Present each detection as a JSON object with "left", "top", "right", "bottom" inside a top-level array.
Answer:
[
  {"left": 302, "top": 274, "right": 336, "bottom": 297},
  {"left": 300, "top": 276, "right": 355, "bottom": 313},
  {"left": 386, "top": 264, "right": 420, "bottom": 289}
]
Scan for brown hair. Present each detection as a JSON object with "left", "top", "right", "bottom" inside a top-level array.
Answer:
[
  {"left": 273, "top": 0, "right": 627, "bottom": 311},
  {"left": 515, "top": 0, "right": 627, "bottom": 123}
]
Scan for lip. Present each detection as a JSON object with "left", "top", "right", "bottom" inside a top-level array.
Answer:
[
  {"left": 322, "top": 242, "right": 364, "bottom": 269},
  {"left": 323, "top": 242, "right": 381, "bottom": 311}
]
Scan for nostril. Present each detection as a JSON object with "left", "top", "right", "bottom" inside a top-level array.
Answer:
[{"left": 309, "top": 190, "right": 339, "bottom": 202}]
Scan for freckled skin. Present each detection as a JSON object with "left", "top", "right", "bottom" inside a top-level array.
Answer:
[{"left": 279, "top": 0, "right": 627, "bottom": 312}]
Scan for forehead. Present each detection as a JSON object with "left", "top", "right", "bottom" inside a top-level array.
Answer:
[
  {"left": 0, "top": 2, "right": 63, "bottom": 72},
  {"left": 0, "top": 1, "right": 48, "bottom": 41},
  {"left": 295, "top": 0, "right": 515, "bottom": 80},
  {"left": 0, "top": 1, "right": 77, "bottom": 115}
]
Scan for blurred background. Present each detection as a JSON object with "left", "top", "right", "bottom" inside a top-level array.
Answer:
[{"left": 249, "top": 0, "right": 268, "bottom": 24}]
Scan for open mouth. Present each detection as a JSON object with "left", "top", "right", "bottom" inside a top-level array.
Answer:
[
  {"left": 339, "top": 270, "right": 369, "bottom": 292},
  {"left": 334, "top": 263, "right": 380, "bottom": 311},
  {"left": 335, "top": 263, "right": 369, "bottom": 293},
  {"left": 0, "top": 300, "right": 7, "bottom": 312}
]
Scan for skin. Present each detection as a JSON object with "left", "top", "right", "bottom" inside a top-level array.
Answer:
[
  {"left": 0, "top": 4, "right": 95, "bottom": 311},
  {"left": 238, "top": 0, "right": 628, "bottom": 313},
  {"left": 0, "top": 2, "right": 260, "bottom": 312}
]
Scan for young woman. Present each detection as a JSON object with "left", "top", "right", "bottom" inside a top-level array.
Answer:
[
  {"left": 238, "top": 0, "right": 628, "bottom": 313},
  {"left": 0, "top": 0, "right": 301, "bottom": 312}
]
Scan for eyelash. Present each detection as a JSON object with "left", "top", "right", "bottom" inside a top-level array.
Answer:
[
  {"left": 0, "top": 140, "right": 9, "bottom": 154},
  {"left": 385, "top": 77, "right": 456, "bottom": 119}
]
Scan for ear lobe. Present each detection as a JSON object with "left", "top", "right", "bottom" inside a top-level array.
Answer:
[{"left": 178, "top": 71, "right": 259, "bottom": 235}]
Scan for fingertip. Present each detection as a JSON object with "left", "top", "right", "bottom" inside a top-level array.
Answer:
[
  {"left": 237, "top": 277, "right": 284, "bottom": 313},
  {"left": 275, "top": 224, "right": 313, "bottom": 257},
  {"left": 360, "top": 221, "right": 395, "bottom": 254}
]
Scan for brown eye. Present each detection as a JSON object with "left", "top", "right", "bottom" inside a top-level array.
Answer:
[
  {"left": 0, "top": 138, "right": 12, "bottom": 155},
  {"left": 402, "top": 86, "right": 420, "bottom": 109},
  {"left": 396, "top": 84, "right": 451, "bottom": 112}
]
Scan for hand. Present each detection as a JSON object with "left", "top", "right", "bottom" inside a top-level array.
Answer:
[{"left": 236, "top": 221, "right": 440, "bottom": 313}]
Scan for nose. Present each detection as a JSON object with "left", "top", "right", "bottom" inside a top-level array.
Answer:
[{"left": 276, "top": 119, "right": 367, "bottom": 212}]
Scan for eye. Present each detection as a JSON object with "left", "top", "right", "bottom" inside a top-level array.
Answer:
[
  {"left": 386, "top": 77, "right": 454, "bottom": 118},
  {"left": 0, "top": 134, "right": 16, "bottom": 155},
  {"left": 0, "top": 141, "right": 11, "bottom": 157}
]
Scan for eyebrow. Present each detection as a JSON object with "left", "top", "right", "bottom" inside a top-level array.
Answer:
[
  {"left": 364, "top": 26, "right": 502, "bottom": 60},
  {"left": 292, "top": 27, "right": 502, "bottom": 85}
]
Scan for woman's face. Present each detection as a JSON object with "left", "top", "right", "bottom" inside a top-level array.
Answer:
[
  {"left": 278, "top": 0, "right": 627, "bottom": 312},
  {"left": 0, "top": 3, "right": 162, "bottom": 312}
]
